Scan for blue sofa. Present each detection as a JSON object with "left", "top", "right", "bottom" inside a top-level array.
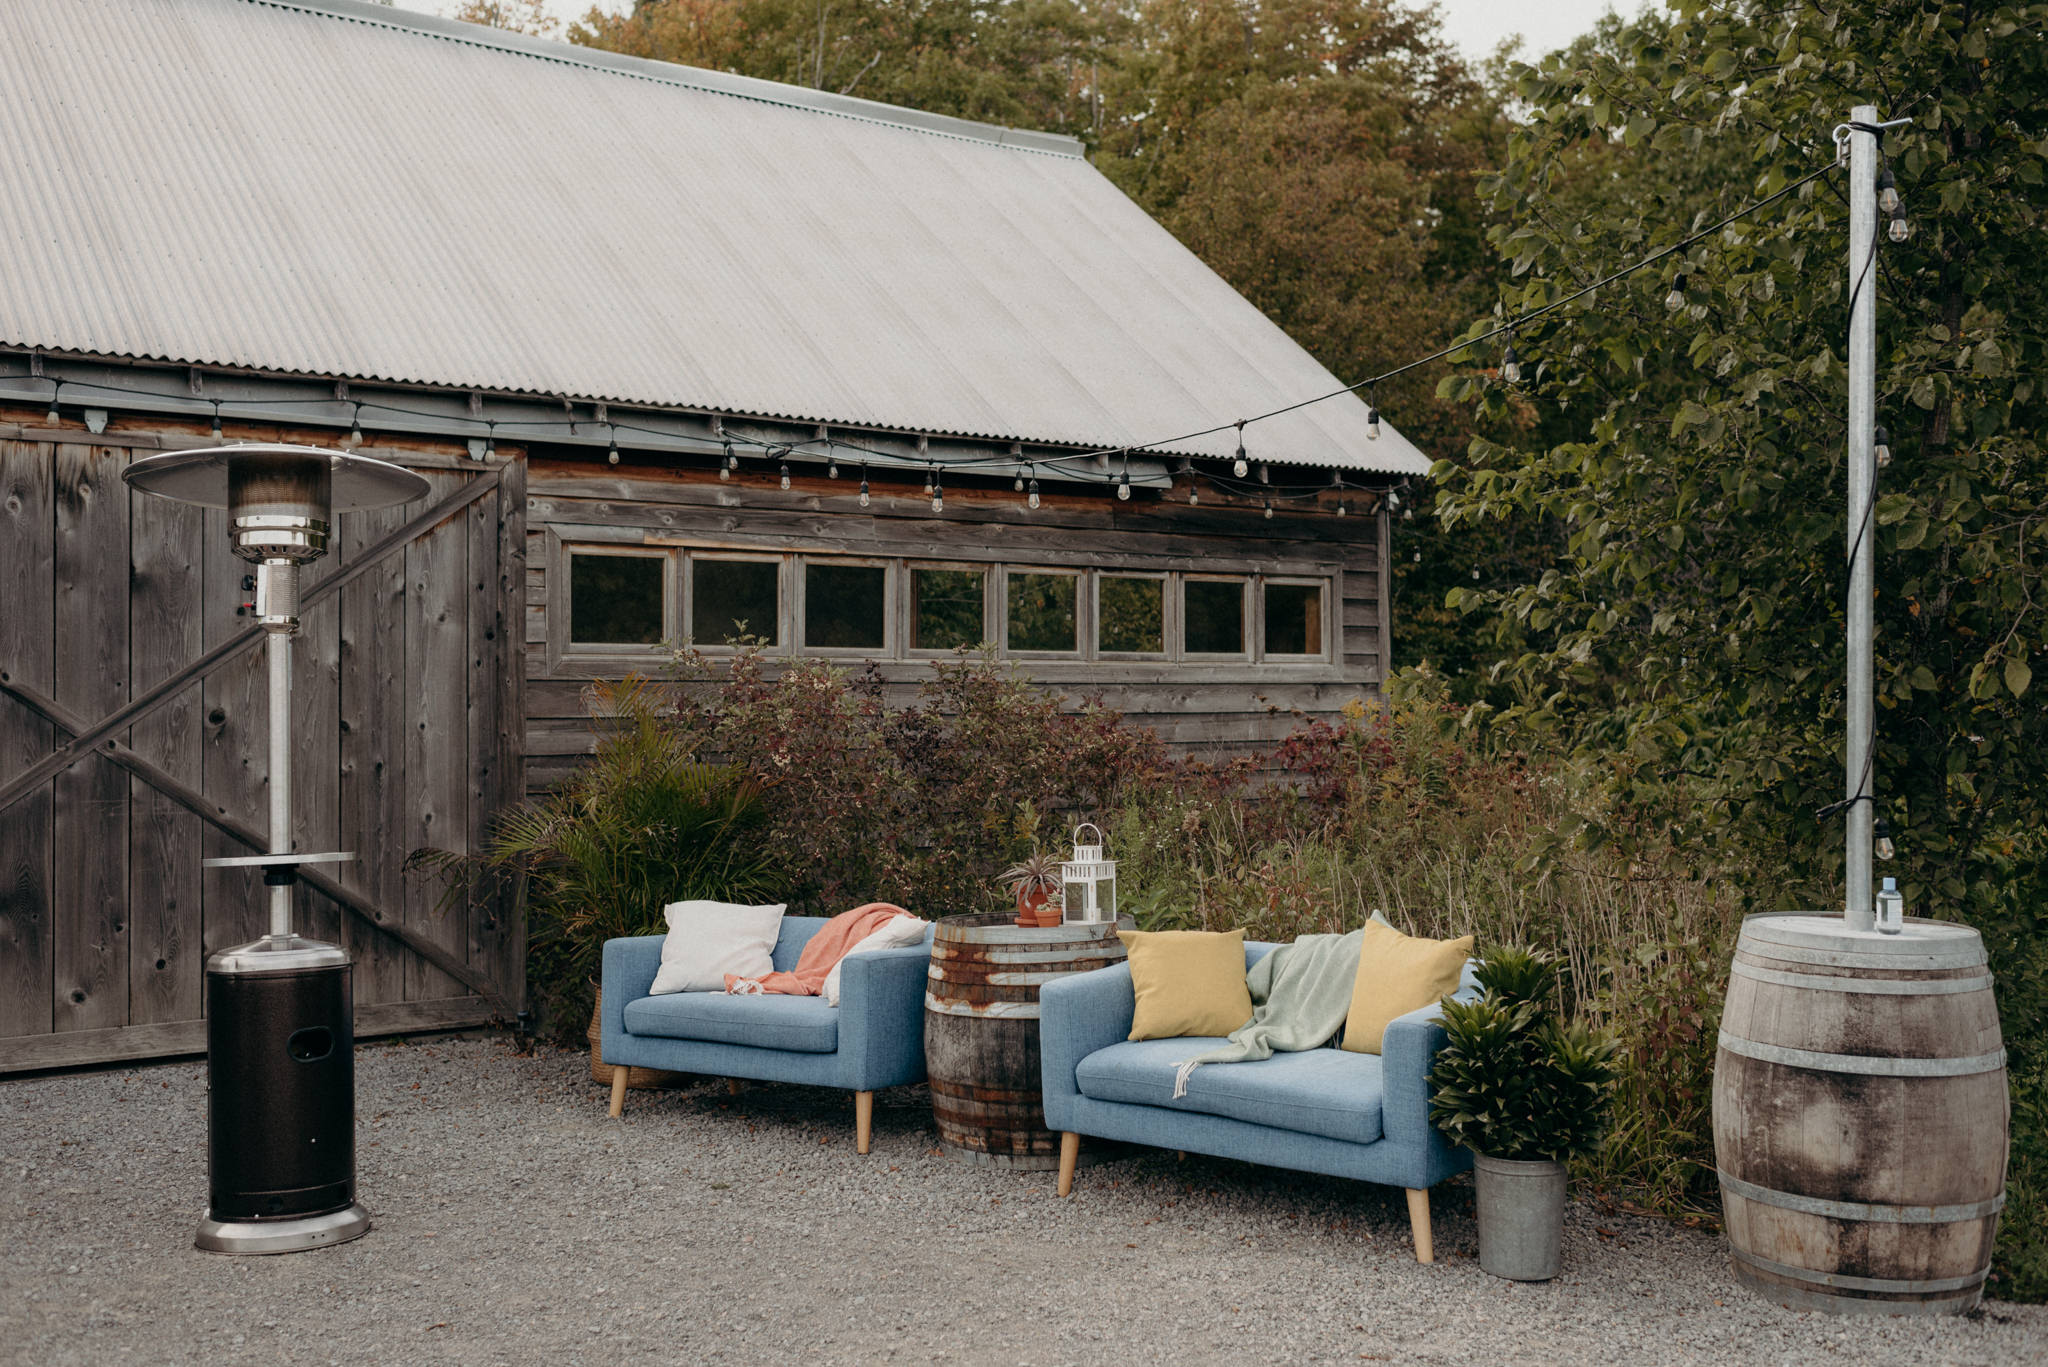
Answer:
[
  {"left": 1039, "top": 941, "right": 1479, "bottom": 1261},
  {"left": 600, "top": 918, "right": 933, "bottom": 1153}
]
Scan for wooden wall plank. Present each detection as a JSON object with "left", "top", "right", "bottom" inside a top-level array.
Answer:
[
  {"left": 0, "top": 440, "right": 56, "bottom": 1038},
  {"left": 405, "top": 477, "right": 470, "bottom": 999},
  {"left": 127, "top": 487, "right": 205, "bottom": 1026},
  {"left": 338, "top": 500, "right": 408, "bottom": 1008},
  {"left": 51, "top": 444, "right": 130, "bottom": 1034},
  {"left": 465, "top": 478, "right": 500, "bottom": 985}
]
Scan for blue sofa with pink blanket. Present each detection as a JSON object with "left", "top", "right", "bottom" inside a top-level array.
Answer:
[{"left": 600, "top": 916, "right": 933, "bottom": 1153}]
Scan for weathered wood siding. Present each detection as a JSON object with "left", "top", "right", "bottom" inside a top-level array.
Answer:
[
  {"left": 0, "top": 413, "right": 526, "bottom": 1072},
  {"left": 523, "top": 454, "right": 1386, "bottom": 790}
]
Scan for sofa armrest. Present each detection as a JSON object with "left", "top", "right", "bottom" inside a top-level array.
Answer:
[
  {"left": 836, "top": 941, "right": 934, "bottom": 1089},
  {"left": 601, "top": 935, "right": 666, "bottom": 1039},
  {"left": 1380, "top": 974, "right": 1482, "bottom": 1144},
  {"left": 1038, "top": 963, "right": 1136, "bottom": 1131}
]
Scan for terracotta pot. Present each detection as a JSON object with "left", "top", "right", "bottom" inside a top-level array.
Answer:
[{"left": 1013, "top": 885, "right": 1049, "bottom": 928}]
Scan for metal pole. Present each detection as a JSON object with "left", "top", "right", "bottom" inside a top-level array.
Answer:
[
  {"left": 260, "top": 559, "right": 299, "bottom": 940},
  {"left": 1844, "top": 105, "right": 1878, "bottom": 932}
]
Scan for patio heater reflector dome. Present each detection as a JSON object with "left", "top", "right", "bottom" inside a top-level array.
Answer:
[{"left": 123, "top": 444, "right": 428, "bottom": 1256}]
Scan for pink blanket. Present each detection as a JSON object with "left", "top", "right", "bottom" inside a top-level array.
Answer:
[{"left": 725, "top": 902, "right": 912, "bottom": 996}]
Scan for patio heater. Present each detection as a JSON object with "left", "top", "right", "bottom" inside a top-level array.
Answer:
[{"left": 123, "top": 443, "right": 428, "bottom": 1255}]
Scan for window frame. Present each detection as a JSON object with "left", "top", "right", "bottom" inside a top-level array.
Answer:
[
  {"left": 1094, "top": 570, "right": 1171, "bottom": 660},
  {"left": 560, "top": 544, "right": 675, "bottom": 659},
  {"left": 904, "top": 560, "right": 996, "bottom": 659},
  {"left": 1001, "top": 565, "right": 1086, "bottom": 659},
  {"left": 796, "top": 554, "right": 895, "bottom": 657},
  {"left": 686, "top": 549, "right": 788, "bottom": 652},
  {"left": 1257, "top": 575, "right": 1332, "bottom": 663},
  {"left": 1179, "top": 573, "right": 1251, "bottom": 660}
]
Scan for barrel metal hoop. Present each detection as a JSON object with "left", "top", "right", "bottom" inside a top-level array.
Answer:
[
  {"left": 1729, "top": 1245, "right": 1990, "bottom": 1296},
  {"left": 1718, "top": 1171, "right": 2007, "bottom": 1224},
  {"left": 924, "top": 993, "right": 1040, "bottom": 1019},
  {"left": 931, "top": 947, "right": 1123, "bottom": 965},
  {"left": 1717, "top": 1032, "right": 2007, "bottom": 1077},
  {"left": 1734, "top": 940, "right": 1986, "bottom": 972},
  {"left": 1730, "top": 961, "right": 1995, "bottom": 996}
]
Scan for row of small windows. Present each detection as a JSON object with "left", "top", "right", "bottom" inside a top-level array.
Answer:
[{"left": 565, "top": 548, "right": 1329, "bottom": 662}]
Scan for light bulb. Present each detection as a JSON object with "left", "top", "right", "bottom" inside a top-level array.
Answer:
[
  {"left": 922, "top": 468, "right": 934, "bottom": 497},
  {"left": 1877, "top": 170, "right": 1901, "bottom": 216},
  {"left": 779, "top": 462, "right": 791, "bottom": 490},
  {"left": 1116, "top": 474, "right": 1131, "bottom": 501},
  {"left": 1501, "top": 343, "right": 1521, "bottom": 384},
  {"left": 1233, "top": 457, "right": 1248, "bottom": 478},
  {"left": 1336, "top": 501, "right": 1347, "bottom": 517},
  {"left": 1188, "top": 486, "right": 1199, "bottom": 506},
  {"left": 719, "top": 465, "right": 730, "bottom": 481},
  {"left": 607, "top": 441, "right": 620, "bottom": 465},
  {"left": 1665, "top": 274, "right": 1687, "bottom": 312},
  {"left": 1366, "top": 407, "right": 1380, "bottom": 441},
  {"left": 1888, "top": 214, "right": 1911, "bottom": 243},
  {"left": 931, "top": 494, "right": 944, "bottom": 513},
  {"left": 858, "top": 476, "right": 870, "bottom": 508},
  {"left": 1875, "top": 818, "right": 1896, "bottom": 861},
  {"left": 1874, "top": 425, "right": 1892, "bottom": 468},
  {"left": 723, "top": 441, "right": 737, "bottom": 472},
  {"left": 828, "top": 461, "right": 839, "bottom": 480},
  {"left": 1263, "top": 501, "right": 1273, "bottom": 520},
  {"left": 1027, "top": 479, "right": 1040, "bottom": 511},
  {"left": 1014, "top": 472, "right": 1026, "bottom": 492},
  {"left": 47, "top": 400, "right": 59, "bottom": 424},
  {"left": 1387, "top": 489, "right": 1402, "bottom": 512},
  {"left": 212, "top": 411, "right": 225, "bottom": 439},
  {"left": 348, "top": 420, "right": 362, "bottom": 447},
  {"left": 485, "top": 435, "right": 496, "bottom": 456}
]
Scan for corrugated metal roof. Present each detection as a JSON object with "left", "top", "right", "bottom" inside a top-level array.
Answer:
[{"left": 0, "top": 0, "right": 1431, "bottom": 474}]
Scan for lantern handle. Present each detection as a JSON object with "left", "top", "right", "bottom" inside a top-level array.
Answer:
[{"left": 1071, "top": 821, "right": 1104, "bottom": 849}]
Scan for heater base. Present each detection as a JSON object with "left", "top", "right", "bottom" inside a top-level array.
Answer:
[{"left": 195, "top": 1202, "right": 371, "bottom": 1256}]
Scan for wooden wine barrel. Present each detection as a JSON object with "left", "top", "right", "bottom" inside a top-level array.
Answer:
[
  {"left": 924, "top": 914, "right": 1129, "bottom": 1169},
  {"left": 1712, "top": 913, "right": 2008, "bottom": 1316}
]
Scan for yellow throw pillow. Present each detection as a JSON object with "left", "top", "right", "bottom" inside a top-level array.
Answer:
[
  {"left": 1341, "top": 919, "right": 1473, "bottom": 1055},
  {"left": 1118, "top": 930, "right": 1255, "bottom": 1041}
]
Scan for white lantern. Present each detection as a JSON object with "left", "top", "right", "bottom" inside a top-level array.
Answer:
[{"left": 1059, "top": 823, "right": 1118, "bottom": 926}]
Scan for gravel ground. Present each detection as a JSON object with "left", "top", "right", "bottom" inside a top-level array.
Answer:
[{"left": 2, "top": 1033, "right": 2041, "bottom": 1367}]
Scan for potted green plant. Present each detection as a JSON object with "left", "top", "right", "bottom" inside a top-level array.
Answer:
[
  {"left": 1429, "top": 946, "right": 1618, "bottom": 1281},
  {"left": 410, "top": 677, "right": 782, "bottom": 1084},
  {"left": 1000, "top": 849, "right": 1063, "bottom": 928}
]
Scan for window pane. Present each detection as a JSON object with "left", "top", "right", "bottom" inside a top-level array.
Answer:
[
  {"left": 1098, "top": 576, "right": 1163, "bottom": 654},
  {"left": 1264, "top": 583, "right": 1324, "bottom": 656},
  {"left": 569, "top": 554, "right": 664, "bottom": 645},
  {"left": 912, "top": 568, "right": 986, "bottom": 650},
  {"left": 1007, "top": 572, "right": 1077, "bottom": 653},
  {"left": 805, "top": 562, "right": 886, "bottom": 650},
  {"left": 1183, "top": 579, "right": 1245, "bottom": 654},
  {"left": 692, "top": 559, "right": 779, "bottom": 646}
]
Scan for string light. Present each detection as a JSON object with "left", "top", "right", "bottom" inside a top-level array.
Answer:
[
  {"left": 1500, "top": 339, "right": 1521, "bottom": 385},
  {"left": 1365, "top": 401, "right": 1380, "bottom": 441},
  {"left": 779, "top": 457, "right": 791, "bottom": 491},
  {"left": 858, "top": 466, "right": 870, "bottom": 508},
  {"left": 1187, "top": 482, "right": 1198, "bottom": 506},
  {"left": 1877, "top": 169, "right": 1901, "bottom": 215},
  {"left": 1887, "top": 207, "right": 1911, "bottom": 243},
  {"left": 1262, "top": 500, "right": 1274, "bottom": 519},
  {"left": 1874, "top": 816, "right": 1896, "bottom": 861},
  {"left": 1233, "top": 422, "right": 1249, "bottom": 479},
  {"left": 1665, "top": 274, "right": 1688, "bottom": 312},
  {"left": 1874, "top": 424, "right": 1891, "bottom": 468},
  {"left": 347, "top": 402, "right": 362, "bottom": 447},
  {"left": 828, "top": 457, "right": 839, "bottom": 479},
  {"left": 1014, "top": 470, "right": 1026, "bottom": 492},
  {"left": 1027, "top": 477, "right": 1040, "bottom": 511},
  {"left": 45, "top": 381, "right": 59, "bottom": 425},
  {"left": 719, "top": 438, "right": 734, "bottom": 480},
  {"left": 930, "top": 466, "right": 943, "bottom": 513},
  {"left": 211, "top": 400, "right": 224, "bottom": 439},
  {"left": 607, "top": 428, "right": 620, "bottom": 465},
  {"left": 922, "top": 464, "right": 935, "bottom": 497},
  {"left": 483, "top": 420, "right": 495, "bottom": 457},
  {"left": 1116, "top": 457, "right": 1131, "bottom": 501}
]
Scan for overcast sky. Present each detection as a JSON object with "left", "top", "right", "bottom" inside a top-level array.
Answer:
[{"left": 401, "top": 1, "right": 1633, "bottom": 69}]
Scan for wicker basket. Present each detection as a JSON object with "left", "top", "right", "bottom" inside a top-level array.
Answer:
[{"left": 587, "top": 985, "right": 686, "bottom": 1090}]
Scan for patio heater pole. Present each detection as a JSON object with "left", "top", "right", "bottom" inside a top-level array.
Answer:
[
  {"left": 265, "top": 576, "right": 295, "bottom": 938},
  {"left": 1843, "top": 104, "right": 1878, "bottom": 933}
]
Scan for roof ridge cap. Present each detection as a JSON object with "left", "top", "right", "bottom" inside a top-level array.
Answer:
[{"left": 245, "top": 0, "right": 1089, "bottom": 158}]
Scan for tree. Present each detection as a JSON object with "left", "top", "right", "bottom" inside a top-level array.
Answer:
[
  {"left": 451, "top": 0, "right": 561, "bottom": 36},
  {"left": 1433, "top": 0, "right": 2048, "bottom": 1296}
]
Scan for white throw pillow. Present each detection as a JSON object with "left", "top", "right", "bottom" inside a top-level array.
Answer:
[
  {"left": 822, "top": 915, "right": 930, "bottom": 1007},
  {"left": 649, "top": 900, "right": 787, "bottom": 995}
]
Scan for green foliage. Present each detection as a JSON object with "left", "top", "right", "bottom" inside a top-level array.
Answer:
[
  {"left": 1430, "top": 1, "right": 2048, "bottom": 1295},
  {"left": 1431, "top": 947, "right": 1620, "bottom": 1162},
  {"left": 407, "top": 677, "right": 782, "bottom": 1036}
]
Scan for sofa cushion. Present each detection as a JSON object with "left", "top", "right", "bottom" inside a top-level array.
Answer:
[
  {"left": 622, "top": 991, "right": 839, "bottom": 1053},
  {"left": 1074, "top": 1038, "right": 1384, "bottom": 1145}
]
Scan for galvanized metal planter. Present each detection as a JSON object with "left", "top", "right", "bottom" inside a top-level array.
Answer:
[{"left": 1473, "top": 1153, "right": 1567, "bottom": 1281}]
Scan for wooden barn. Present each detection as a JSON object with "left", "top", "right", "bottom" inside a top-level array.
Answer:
[{"left": 0, "top": 0, "right": 1430, "bottom": 1070}]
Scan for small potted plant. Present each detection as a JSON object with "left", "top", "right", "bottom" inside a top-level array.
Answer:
[
  {"left": 1429, "top": 946, "right": 1617, "bottom": 1281},
  {"left": 1000, "top": 849, "right": 1063, "bottom": 928}
]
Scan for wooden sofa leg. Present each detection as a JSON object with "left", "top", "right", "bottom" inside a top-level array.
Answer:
[
  {"left": 1406, "top": 1188, "right": 1434, "bottom": 1264},
  {"left": 608, "top": 1066, "right": 628, "bottom": 1119},
  {"left": 854, "top": 1091, "right": 874, "bottom": 1155},
  {"left": 1057, "top": 1132, "right": 1080, "bottom": 1198}
]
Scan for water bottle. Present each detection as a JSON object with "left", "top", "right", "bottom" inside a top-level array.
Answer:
[{"left": 1875, "top": 876, "right": 1904, "bottom": 935}]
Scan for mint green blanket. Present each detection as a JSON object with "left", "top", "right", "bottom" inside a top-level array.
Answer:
[{"left": 1171, "top": 927, "right": 1363, "bottom": 1098}]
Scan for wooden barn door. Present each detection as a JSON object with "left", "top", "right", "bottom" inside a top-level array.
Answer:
[{"left": 0, "top": 439, "right": 526, "bottom": 1072}]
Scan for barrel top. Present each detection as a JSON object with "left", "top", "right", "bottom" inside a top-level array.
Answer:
[
  {"left": 933, "top": 913, "right": 1134, "bottom": 944},
  {"left": 1739, "top": 913, "right": 1983, "bottom": 957}
]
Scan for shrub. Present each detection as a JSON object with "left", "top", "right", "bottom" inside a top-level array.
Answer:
[{"left": 1430, "top": 947, "right": 1619, "bottom": 1162}]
